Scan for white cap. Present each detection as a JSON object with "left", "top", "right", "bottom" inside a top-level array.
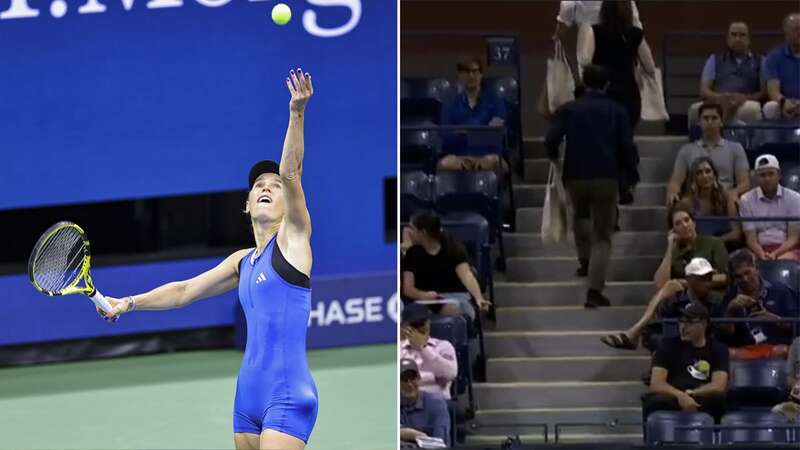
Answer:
[
  {"left": 754, "top": 154, "right": 780, "bottom": 171},
  {"left": 685, "top": 257, "right": 715, "bottom": 277}
]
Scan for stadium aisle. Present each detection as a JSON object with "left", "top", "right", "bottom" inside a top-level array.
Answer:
[{"left": 0, "top": 344, "right": 396, "bottom": 450}]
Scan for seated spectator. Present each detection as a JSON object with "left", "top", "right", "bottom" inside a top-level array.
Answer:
[
  {"left": 666, "top": 103, "right": 750, "bottom": 207},
  {"left": 718, "top": 249, "right": 797, "bottom": 359},
  {"left": 772, "top": 337, "right": 800, "bottom": 422},
  {"left": 602, "top": 257, "right": 725, "bottom": 351},
  {"left": 653, "top": 205, "right": 729, "bottom": 291},
  {"left": 739, "top": 154, "right": 800, "bottom": 261},
  {"left": 641, "top": 303, "right": 729, "bottom": 423},
  {"left": 400, "top": 358, "right": 451, "bottom": 448},
  {"left": 763, "top": 13, "right": 800, "bottom": 121},
  {"left": 439, "top": 57, "right": 507, "bottom": 172},
  {"left": 399, "top": 303, "right": 458, "bottom": 400},
  {"left": 401, "top": 210, "right": 492, "bottom": 318},
  {"left": 688, "top": 21, "right": 764, "bottom": 127},
  {"left": 678, "top": 157, "right": 742, "bottom": 247}
]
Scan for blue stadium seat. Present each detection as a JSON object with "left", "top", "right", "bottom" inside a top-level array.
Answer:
[
  {"left": 401, "top": 78, "right": 453, "bottom": 124},
  {"left": 423, "top": 78, "right": 455, "bottom": 103},
  {"left": 401, "top": 127, "right": 440, "bottom": 173},
  {"left": 487, "top": 77, "right": 519, "bottom": 106},
  {"left": 400, "top": 171, "right": 434, "bottom": 221},
  {"left": 720, "top": 411, "right": 792, "bottom": 444},
  {"left": 435, "top": 171, "right": 505, "bottom": 265},
  {"left": 435, "top": 171, "right": 499, "bottom": 231},
  {"left": 782, "top": 165, "right": 800, "bottom": 193},
  {"left": 728, "top": 359, "right": 787, "bottom": 408},
  {"left": 645, "top": 411, "right": 715, "bottom": 446},
  {"left": 758, "top": 260, "right": 800, "bottom": 292}
]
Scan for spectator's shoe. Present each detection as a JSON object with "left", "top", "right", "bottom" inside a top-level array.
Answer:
[
  {"left": 585, "top": 289, "right": 611, "bottom": 308},
  {"left": 574, "top": 259, "right": 588, "bottom": 277}
]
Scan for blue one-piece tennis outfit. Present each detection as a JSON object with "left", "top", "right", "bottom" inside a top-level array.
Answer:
[{"left": 233, "top": 235, "right": 318, "bottom": 443}]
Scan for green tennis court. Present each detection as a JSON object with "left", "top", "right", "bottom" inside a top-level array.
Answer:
[{"left": 0, "top": 343, "right": 396, "bottom": 450}]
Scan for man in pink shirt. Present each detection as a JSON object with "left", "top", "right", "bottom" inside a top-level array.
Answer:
[
  {"left": 399, "top": 303, "right": 458, "bottom": 399},
  {"left": 739, "top": 154, "right": 800, "bottom": 261}
]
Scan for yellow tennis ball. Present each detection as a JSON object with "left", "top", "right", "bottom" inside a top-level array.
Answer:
[
  {"left": 271, "top": 3, "right": 291, "bottom": 25},
  {"left": 696, "top": 360, "right": 710, "bottom": 373}
]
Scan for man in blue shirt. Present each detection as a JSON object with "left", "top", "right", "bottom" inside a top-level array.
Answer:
[
  {"left": 545, "top": 64, "right": 639, "bottom": 308},
  {"left": 439, "top": 57, "right": 507, "bottom": 171},
  {"left": 719, "top": 249, "right": 798, "bottom": 359},
  {"left": 688, "top": 21, "right": 764, "bottom": 127},
  {"left": 400, "top": 358, "right": 451, "bottom": 448},
  {"left": 763, "top": 13, "right": 800, "bottom": 120}
]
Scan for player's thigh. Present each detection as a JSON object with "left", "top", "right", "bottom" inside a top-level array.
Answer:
[
  {"left": 234, "top": 432, "right": 261, "bottom": 450},
  {"left": 260, "top": 428, "right": 306, "bottom": 450}
]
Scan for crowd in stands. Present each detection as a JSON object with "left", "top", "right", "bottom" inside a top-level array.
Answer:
[{"left": 401, "top": 2, "right": 800, "bottom": 446}]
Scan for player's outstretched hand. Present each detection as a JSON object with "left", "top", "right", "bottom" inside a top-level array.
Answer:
[
  {"left": 287, "top": 67, "right": 313, "bottom": 112},
  {"left": 95, "top": 297, "right": 128, "bottom": 323}
]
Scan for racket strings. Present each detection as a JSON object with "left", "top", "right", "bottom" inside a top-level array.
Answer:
[{"left": 33, "top": 227, "right": 86, "bottom": 292}]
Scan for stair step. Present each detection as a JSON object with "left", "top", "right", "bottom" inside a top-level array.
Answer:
[
  {"left": 516, "top": 206, "right": 667, "bottom": 233},
  {"left": 474, "top": 381, "right": 646, "bottom": 408},
  {"left": 523, "top": 135, "right": 685, "bottom": 159},
  {"left": 487, "top": 356, "right": 650, "bottom": 382},
  {"left": 506, "top": 256, "right": 660, "bottom": 282},
  {"left": 513, "top": 183, "right": 666, "bottom": 208},
  {"left": 504, "top": 231, "right": 665, "bottom": 257},
  {"left": 495, "top": 281, "right": 655, "bottom": 307},
  {"left": 495, "top": 305, "right": 645, "bottom": 331},
  {"left": 523, "top": 157, "right": 672, "bottom": 184},
  {"left": 484, "top": 331, "right": 648, "bottom": 357}
]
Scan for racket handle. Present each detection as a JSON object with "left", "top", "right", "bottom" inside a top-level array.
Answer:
[{"left": 89, "top": 289, "right": 114, "bottom": 314}]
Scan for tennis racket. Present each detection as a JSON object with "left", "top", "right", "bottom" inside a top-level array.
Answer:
[{"left": 28, "top": 221, "right": 114, "bottom": 314}]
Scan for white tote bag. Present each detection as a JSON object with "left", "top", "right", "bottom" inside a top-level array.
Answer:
[
  {"left": 636, "top": 65, "right": 669, "bottom": 121},
  {"left": 541, "top": 162, "right": 570, "bottom": 245},
  {"left": 546, "top": 40, "right": 576, "bottom": 114}
]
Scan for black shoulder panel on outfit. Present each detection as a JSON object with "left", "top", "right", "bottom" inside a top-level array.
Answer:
[{"left": 272, "top": 242, "right": 311, "bottom": 288}]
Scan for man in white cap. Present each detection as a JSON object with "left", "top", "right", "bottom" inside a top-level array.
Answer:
[
  {"left": 601, "top": 257, "right": 724, "bottom": 351},
  {"left": 739, "top": 154, "right": 800, "bottom": 261}
]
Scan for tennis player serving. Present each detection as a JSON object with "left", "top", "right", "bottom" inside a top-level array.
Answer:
[{"left": 98, "top": 68, "right": 317, "bottom": 450}]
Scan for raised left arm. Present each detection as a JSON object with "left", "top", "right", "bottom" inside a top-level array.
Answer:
[{"left": 281, "top": 68, "right": 314, "bottom": 237}]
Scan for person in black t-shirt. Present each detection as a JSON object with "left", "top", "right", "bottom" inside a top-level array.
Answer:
[
  {"left": 401, "top": 210, "right": 491, "bottom": 318},
  {"left": 642, "top": 302, "right": 729, "bottom": 423}
]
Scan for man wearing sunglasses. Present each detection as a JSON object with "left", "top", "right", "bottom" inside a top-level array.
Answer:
[{"left": 642, "top": 302, "right": 729, "bottom": 424}]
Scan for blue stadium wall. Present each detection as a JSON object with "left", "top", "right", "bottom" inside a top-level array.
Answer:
[{"left": 0, "top": 0, "right": 397, "bottom": 350}]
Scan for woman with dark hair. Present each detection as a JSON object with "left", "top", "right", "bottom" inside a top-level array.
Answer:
[
  {"left": 401, "top": 210, "right": 491, "bottom": 319},
  {"left": 578, "top": 0, "right": 656, "bottom": 129},
  {"left": 653, "top": 205, "right": 730, "bottom": 291},
  {"left": 678, "top": 157, "right": 742, "bottom": 246}
]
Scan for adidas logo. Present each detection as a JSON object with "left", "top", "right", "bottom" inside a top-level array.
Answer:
[{"left": 255, "top": 272, "right": 266, "bottom": 284}]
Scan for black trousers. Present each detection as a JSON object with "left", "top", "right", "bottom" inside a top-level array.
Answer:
[{"left": 641, "top": 392, "right": 727, "bottom": 424}]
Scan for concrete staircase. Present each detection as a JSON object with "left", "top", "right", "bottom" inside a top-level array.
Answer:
[{"left": 465, "top": 135, "right": 687, "bottom": 446}]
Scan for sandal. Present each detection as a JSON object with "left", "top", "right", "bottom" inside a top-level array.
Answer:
[{"left": 600, "top": 333, "right": 637, "bottom": 350}]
